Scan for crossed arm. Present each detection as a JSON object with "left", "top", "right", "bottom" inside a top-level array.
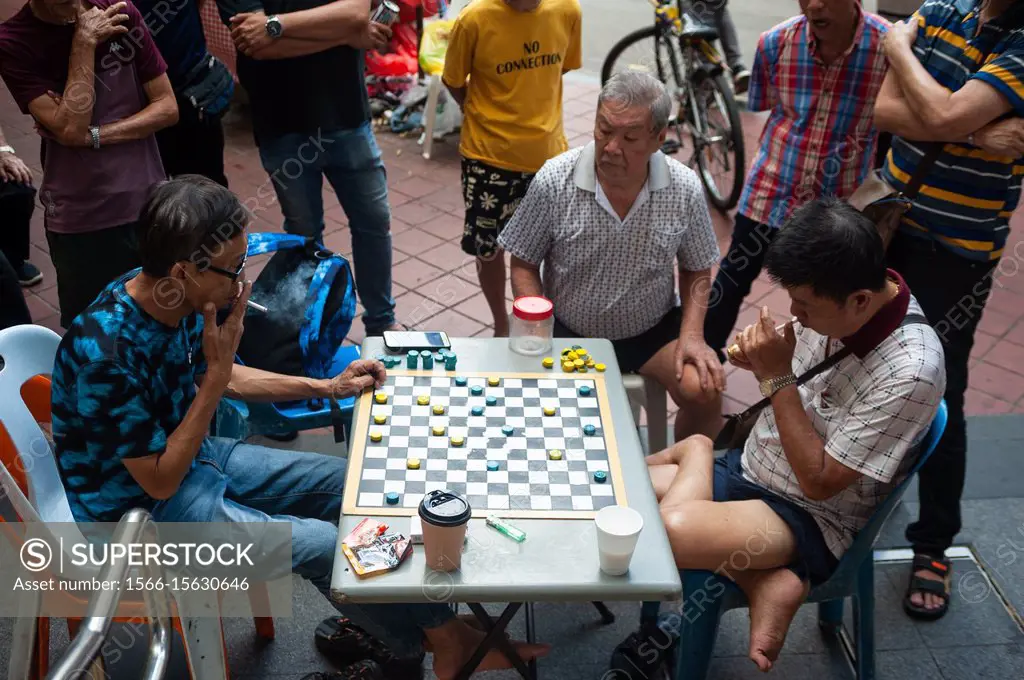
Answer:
[
  {"left": 221, "top": 0, "right": 387, "bottom": 60},
  {"left": 874, "top": 22, "right": 1021, "bottom": 153},
  {"left": 27, "top": 40, "right": 176, "bottom": 148}
]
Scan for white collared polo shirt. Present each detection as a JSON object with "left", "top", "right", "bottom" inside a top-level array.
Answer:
[{"left": 498, "top": 143, "right": 720, "bottom": 340}]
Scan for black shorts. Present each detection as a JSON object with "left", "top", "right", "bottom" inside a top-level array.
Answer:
[
  {"left": 714, "top": 449, "right": 839, "bottom": 586},
  {"left": 460, "top": 158, "right": 534, "bottom": 259},
  {"left": 553, "top": 307, "right": 683, "bottom": 375}
]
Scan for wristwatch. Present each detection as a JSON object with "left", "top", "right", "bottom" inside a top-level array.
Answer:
[
  {"left": 0, "top": 145, "right": 14, "bottom": 155},
  {"left": 265, "top": 15, "right": 283, "bottom": 39},
  {"left": 88, "top": 126, "right": 100, "bottom": 150},
  {"left": 759, "top": 373, "right": 797, "bottom": 398}
]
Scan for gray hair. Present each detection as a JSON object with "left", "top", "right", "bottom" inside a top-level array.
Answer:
[{"left": 598, "top": 71, "right": 673, "bottom": 132}]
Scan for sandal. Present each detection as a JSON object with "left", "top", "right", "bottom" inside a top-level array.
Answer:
[
  {"left": 903, "top": 553, "right": 952, "bottom": 621},
  {"left": 314, "top": 617, "right": 424, "bottom": 680}
]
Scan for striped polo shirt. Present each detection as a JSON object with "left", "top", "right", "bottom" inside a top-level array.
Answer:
[{"left": 881, "top": 0, "right": 1024, "bottom": 261}]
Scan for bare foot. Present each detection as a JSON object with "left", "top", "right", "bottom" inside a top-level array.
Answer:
[
  {"left": 909, "top": 569, "right": 946, "bottom": 611},
  {"left": 741, "top": 568, "right": 809, "bottom": 672},
  {"left": 426, "top": 619, "right": 550, "bottom": 680}
]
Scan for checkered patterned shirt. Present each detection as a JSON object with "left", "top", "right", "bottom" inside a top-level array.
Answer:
[
  {"left": 741, "top": 296, "right": 947, "bottom": 558},
  {"left": 740, "top": 10, "right": 890, "bottom": 228},
  {"left": 498, "top": 143, "right": 720, "bottom": 339}
]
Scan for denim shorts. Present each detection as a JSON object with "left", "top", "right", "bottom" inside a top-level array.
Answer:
[{"left": 714, "top": 449, "right": 839, "bottom": 585}]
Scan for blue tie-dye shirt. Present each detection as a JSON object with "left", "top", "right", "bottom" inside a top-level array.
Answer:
[{"left": 51, "top": 271, "right": 207, "bottom": 522}]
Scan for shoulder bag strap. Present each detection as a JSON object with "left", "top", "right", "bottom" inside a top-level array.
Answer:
[{"left": 730, "top": 312, "right": 931, "bottom": 420}]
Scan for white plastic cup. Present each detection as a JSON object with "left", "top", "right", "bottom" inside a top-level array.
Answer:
[{"left": 594, "top": 505, "right": 644, "bottom": 576}]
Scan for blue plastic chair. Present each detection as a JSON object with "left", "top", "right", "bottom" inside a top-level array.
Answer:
[
  {"left": 641, "top": 400, "right": 948, "bottom": 680},
  {"left": 212, "top": 344, "right": 361, "bottom": 441}
]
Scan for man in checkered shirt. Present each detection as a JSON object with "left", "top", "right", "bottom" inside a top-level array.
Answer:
[
  {"left": 703, "top": 0, "right": 890, "bottom": 363},
  {"left": 499, "top": 71, "right": 725, "bottom": 441},
  {"left": 638, "top": 199, "right": 945, "bottom": 673}
]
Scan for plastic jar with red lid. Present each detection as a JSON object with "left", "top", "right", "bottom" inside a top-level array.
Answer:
[{"left": 509, "top": 296, "right": 554, "bottom": 356}]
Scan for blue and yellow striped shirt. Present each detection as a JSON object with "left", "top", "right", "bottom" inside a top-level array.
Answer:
[{"left": 882, "top": 0, "right": 1024, "bottom": 261}]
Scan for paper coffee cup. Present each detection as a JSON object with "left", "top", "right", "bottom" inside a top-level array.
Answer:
[
  {"left": 595, "top": 505, "right": 643, "bottom": 576},
  {"left": 419, "top": 490, "right": 471, "bottom": 572}
]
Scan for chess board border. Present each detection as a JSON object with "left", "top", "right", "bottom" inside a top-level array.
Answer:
[{"left": 343, "top": 370, "right": 628, "bottom": 519}]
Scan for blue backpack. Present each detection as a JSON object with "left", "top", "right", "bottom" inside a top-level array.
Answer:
[{"left": 235, "top": 232, "right": 358, "bottom": 383}]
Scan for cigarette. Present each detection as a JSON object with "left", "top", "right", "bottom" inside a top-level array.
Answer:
[{"left": 247, "top": 300, "right": 268, "bottom": 313}]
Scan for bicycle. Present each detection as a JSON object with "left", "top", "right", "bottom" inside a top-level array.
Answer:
[{"left": 601, "top": 0, "right": 746, "bottom": 212}]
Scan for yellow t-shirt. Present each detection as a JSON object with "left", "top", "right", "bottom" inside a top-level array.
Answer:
[{"left": 441, "top": 0, "right": 583, "bottom": 174}]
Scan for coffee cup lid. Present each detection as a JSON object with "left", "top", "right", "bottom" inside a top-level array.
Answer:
[{"left": 418, "top": 490, "right": 471, "bottom": 527}]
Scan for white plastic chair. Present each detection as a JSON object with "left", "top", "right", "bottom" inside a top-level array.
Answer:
[
  {"left": 0, "top": 324, "right": 239, "bottom": 680},
  {"left": 623, "top": 374, "right": 669, "bottom": 454}
]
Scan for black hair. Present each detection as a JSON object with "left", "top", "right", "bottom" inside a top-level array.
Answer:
[
  {"left": 764, "top": 197, "right": 887, "bottom": 304},
  {"left": 135, "top": 175, "right": 246, "bottom": 277}
]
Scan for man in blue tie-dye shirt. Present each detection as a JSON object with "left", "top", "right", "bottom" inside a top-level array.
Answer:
[{"left": 50, "top": 175, "right": 548, "bottom": 679}]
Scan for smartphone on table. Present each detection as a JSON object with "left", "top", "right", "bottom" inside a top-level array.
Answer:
[{"left": 383, "top": 330, "right": 451, "bottom": 353}]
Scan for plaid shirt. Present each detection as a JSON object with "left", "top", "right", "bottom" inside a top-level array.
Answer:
[
  {"left": 739, "top": 10, "right": 890, "bottom": 228},
  {"left": 742, "top": 288, "right": 946, "bottom": 558}
]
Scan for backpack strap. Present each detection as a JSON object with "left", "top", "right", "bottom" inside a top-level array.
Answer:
[
  {"left": 246, "top": 232, "right": 309, "bottom": 257},
  {"left": 316, "top": 259, "right": 358, "bottom": 375},
  {"left": 299, "top": 257, "right": 340, "bottom": 378}
]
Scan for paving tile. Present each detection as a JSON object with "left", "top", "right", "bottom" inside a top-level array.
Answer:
[
  {"left": 421, "top": 240, "right": 473, "bottom": 272},
  {"left": 34, "top": 313, "right": 63, "bottom": 335},
  {"left": 392, "top": 257, "right": 446, "bottom": 290},
  {"left": 965, "top": 388, "right": 1013, "bottom": 415},
  {"left": 454, "top": 293, "right": 495, "bottom": 325},
  {"left": 970, "top": 330, "right": 999, "bottom": 360},
  {"left": 418, "top": 213, "right": 466, "bottom": 241},
  {"left": 322, "top": 228, "right": 351, "bottom": 256},
  {"left": 983, "top": 287, "right": 1024, "bottom": 318},
  {"left": 977, "top": 306, "right": 1017, "bottom": 338},
  {"left": 31, "top": 283, "right": 60, "bottom": 310},
  {"left": 25, "top": 292, "right": 56, "bottom": 322},
  {"left": 417, "top": 271, "right": 482, "bottom": 310},
  {"left": 391, "top": 228, "right": 444, "bottom": 257},
  {"left": 391, "top": 176, "right": 443, "bottom": 200},
  {"left": 724, "top": 365, "right": 762, "bottom": 409},
  {"left": 969, "top": 361, "right": 1024, "bottom": 404},
  {"left": 391, "top": 200, "right": 446, "bottom": 226},
  {"left": 983, "top": 338, "right": 1024, "bottom": 377},
  {"left": 420, "top": 308, "right": 486, "bottom": 338},
  {"left": 394, "top": 290, "right": 446, "bottom": 329}
]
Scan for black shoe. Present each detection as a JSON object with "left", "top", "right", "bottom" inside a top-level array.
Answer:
[
  {"left": 301, "top": 660, "right": 384, "bottom": 680},
  {"left": 262, "top": 429, "right": 299, "bottom": 442},
  {"left": 15, "top": 261, "right": 43, "bottom": 287},
  {"left": 609, "top": 619, "right": 678, "bottom": 680},
  {"left": 315, "top": 616, "right": 425, "bottom": 680}
]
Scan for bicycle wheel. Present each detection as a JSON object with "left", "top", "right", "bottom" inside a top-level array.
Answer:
[
  {"left": 685, "top": 72, "right": 745, "bottom": 211},
  {"left": 601, "top": 26, "right": 689, "bottom": 151}
]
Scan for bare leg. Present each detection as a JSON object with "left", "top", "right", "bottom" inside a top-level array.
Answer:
[
  {"left": 476, "top": 253, "right": 509, "bottom": 337},
  {"left": 425, "top": 619, "right": 550, "bottom": 680},
  {"left": 640, "top": 341, "right": 724, "bottom": 441},
  {"left": 730, "top": 568, "right": 810, "bottom": 672}
]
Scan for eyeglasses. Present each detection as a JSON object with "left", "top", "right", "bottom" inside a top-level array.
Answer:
[{"left": 206, "top": 258, "right": 246, "bottom": 282}]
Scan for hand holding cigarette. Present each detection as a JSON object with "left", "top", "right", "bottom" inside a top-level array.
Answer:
[{"left": 726, "top": 307, "right": 798, "bottom": 376}]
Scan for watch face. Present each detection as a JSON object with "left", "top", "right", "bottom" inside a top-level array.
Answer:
[
  {"left": 759, "top": 380, "right": 774, "bottom": 398},
  {"left": 266, "top": 17, "right": 283, "bottom": 38}
]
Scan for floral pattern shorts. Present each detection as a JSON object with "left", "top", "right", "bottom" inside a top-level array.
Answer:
[{"left": 460, "top": 158, "right": 535, "bottom": 259}]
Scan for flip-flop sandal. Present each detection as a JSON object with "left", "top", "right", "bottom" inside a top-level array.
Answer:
[
  {"left": 422, "top": 613, "right": 513, "bottom": 653},
  {"left": 903, "top": 554, "right": 952, "bottom": 621}
]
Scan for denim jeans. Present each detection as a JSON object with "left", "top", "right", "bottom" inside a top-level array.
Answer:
[
  {"left": 150, "top": 438, "right": 454, "bottom": 655},
  {"left": 257, "top": 123, "right": 397, "bottom": 334}
]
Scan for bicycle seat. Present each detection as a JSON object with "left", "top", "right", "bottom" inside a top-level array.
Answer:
[{"left": 680, "top": 14, "right": 719, "bottom": 41}]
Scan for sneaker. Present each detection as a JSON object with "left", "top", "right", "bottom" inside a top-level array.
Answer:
[
  {"left": 15, "top": 261, "right": 43, "bottom": 287},
  {"left": 301, "top": 660, "right": 384, "bottom": 680},
  {"left": 732, "top": 68, "right": 751, "bottom": 95},
  {"left": 314, "top": 617, "right": 425, "bottom": 680}
]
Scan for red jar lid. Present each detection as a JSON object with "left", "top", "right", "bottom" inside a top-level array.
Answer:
[{"left": 513, "top": 296, "right": 554, "bottom": 321}]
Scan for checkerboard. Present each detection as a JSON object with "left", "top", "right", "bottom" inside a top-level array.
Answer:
[{"left": 344, "top": 372, "right": 627, "bottom": 519}]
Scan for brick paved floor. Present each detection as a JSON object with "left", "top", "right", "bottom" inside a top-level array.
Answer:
[{"left": 5, "top": 58, "right": 1024, "bottom": 418}]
